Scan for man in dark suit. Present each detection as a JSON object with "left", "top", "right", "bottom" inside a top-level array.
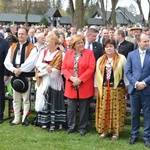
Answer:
[
  {"left": 126, "top": 33, "right": 150, "bottom": 148},
  {"left": 0, "top": 38, "right": 10, "bottom": 123},
  {"left": 97, "top": 27, "right": 109, "bottom": 49},
  {"left": 85, "top": 27, "right": 104, "bottom": 126},
  {"left": 85, "top": 27, "right": 104, "bottom": 61},
  {"left": 114, "top": 29, "right": 134, "bottom": 58},
  {"left": 27, "top": 28, "right": 37, "bottom": 44}
]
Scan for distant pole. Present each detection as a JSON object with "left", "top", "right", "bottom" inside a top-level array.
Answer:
[
  {"left": 123, "top": 6, "right": 125, "bottom": 25},
  {"left": 106, "top": 0, "right": 108, "bottom": 26}
]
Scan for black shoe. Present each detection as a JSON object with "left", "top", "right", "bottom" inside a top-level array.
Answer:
[
  {"left": 128, "top": 137, "right": 138, "bottom": 144},
  {"left": 10, "top": 122, "right": 18, "bottom": 126},
  {"left": 22, "top": 117, "right": 29, "bottom": 127},
  {"left": 79, "top": 131, "right": 86, "bottom": 136},
  {"left": 144, "top": 140, "right": 150, "bottom": 148},
  {"left": 67, "top": 128, "right": 75, "bottom": 134},
  {"left": 31, "top": 117, "right": 38, "bottom": 126}
]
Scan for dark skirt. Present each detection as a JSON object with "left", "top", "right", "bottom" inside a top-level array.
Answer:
[{"left": 37, "top": 86, "right": 66, "bottom": 126}]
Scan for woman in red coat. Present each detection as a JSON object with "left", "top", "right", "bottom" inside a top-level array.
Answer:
[{"left": 62, "top": 34, "right": 95, "bottom": 136}]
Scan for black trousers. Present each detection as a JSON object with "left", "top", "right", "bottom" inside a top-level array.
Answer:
[
  {"left": 0, "top": 74, "right": 5, "bottom": 120},
  {"left": 67, "top": 97, "right": 92, "bottom": 132}
]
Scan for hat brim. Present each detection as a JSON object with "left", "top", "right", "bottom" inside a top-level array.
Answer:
[
  {"left": 11, "top": 77, "right": 28, "bottom": 93},
  {"left": 130, "top": 27, "right": 143, "bottom": 30}
]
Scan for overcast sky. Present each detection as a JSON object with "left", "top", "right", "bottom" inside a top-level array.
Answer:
[{"left": 62, "top": 0, "right": 149, "bottom": 20}]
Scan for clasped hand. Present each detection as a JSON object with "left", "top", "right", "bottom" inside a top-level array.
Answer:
[
  {"left": 70, "top": 76, "right": 81, "bottom": 87},
  {"left": 13, "top": 68, "right": 21, "bottom": 77},
  {"left": 46, "top": 65, "right": 52, "bottom": 73},
  {"left": 136, "top": 81, "right": 146, "bottom": 90}
]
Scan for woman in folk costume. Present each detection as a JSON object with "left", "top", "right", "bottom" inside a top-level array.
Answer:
[
  {"left": 35, "top": 33, "right": 66, "bottom": 131},
  {"left": 95, "top": 39, "right": 129, "bottom": 140}
]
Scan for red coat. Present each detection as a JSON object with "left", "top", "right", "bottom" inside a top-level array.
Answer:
[{"left": 62, "top": 49, "right": 95, "bottom": 99}]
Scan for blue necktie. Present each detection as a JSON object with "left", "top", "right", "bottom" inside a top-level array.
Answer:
[
  {"left": 87, "top": 42, "right": 91, "bottom": 50},
  {"left": 31, "top": 37, "right": 34, "bottom": 44}
]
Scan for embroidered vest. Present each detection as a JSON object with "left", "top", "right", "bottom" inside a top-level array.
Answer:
[{"left": 10, "top": 42, "right": 35, "bottom": 62}]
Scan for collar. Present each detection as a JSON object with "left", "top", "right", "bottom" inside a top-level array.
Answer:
[{"left": 139, "top": 49, "right": 147, "bottom": 54}]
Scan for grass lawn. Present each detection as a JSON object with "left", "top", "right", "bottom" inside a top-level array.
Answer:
[{"left": 0, "top": 101, "right": 148, "bottom": 150}]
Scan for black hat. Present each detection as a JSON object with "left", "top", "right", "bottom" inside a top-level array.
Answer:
[{"left": 11, "top": 77, "right": 28, "bottom": 93}]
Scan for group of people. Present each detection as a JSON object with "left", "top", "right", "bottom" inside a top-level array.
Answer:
[{"left": 0, "top": 23, "right": 150, "bottom": 148}]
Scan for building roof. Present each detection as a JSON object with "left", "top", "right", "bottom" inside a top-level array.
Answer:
[
  {"left": 0, "top": 13, "right": 43, "bottom": 23},
  {"left": 116, "top": 12, "right": 129, "bottom": 24},
  {"left": 59, "top": 16, "right": 72, "bottom": 25},
  {"left": 116, "top": 7, "right": 138, "bottom": 24},
  {"left": 45, "top": 8, "right": 62, "bottom": 18},
  {"left": 87, "top": 18, "right": 104, "bottom": 25}
]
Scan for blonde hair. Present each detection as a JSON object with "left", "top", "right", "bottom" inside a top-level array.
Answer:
[
  {"left": 46, "top": 33, "right": 61, "bottom": 45},
  {"left": 70, "top": 34, "right": 85, "bottom": 49}
]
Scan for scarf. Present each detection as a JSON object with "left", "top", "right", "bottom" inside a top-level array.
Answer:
[
  {"left": 73, "top": 51, "right": 81, "bottom": 89},
  {"left": 96, "top": 52, "right": 125, "bottom": 98}
]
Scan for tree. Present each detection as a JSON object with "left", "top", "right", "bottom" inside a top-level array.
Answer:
[
  {"left": 55, "top": 0, "right": 62, "bottom": 10},
  {"left": 147, "top": 0, "right": 150, "bottom": 27},
  {"left": 133, "top": 0, "right": 146, "bottom": 26},
  {"left": 128, "top": 4, "right": 137, "bottom": 16},
  {"left": 0, "top": 0, "right": 13, "bottom": 13},
  {"left": 107, "top": 0, "right": 118, "bottom": 27},
  {"left": 24, "top": 0, "right": 31, "bottom": 27},
  {"left": 29, "top": 0, "right": 50, "bottom": 15},
  {"left": 39, "top": 16, "right": 49, "bottom": 27},
  {"left": 99, "top": 0, "right": 106, "bottom": 25},
  {"left": 68, "top": 0, "right": 90, "bottom": 29}
]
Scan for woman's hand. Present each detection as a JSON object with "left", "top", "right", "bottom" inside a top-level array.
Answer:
[
  {"left": 46, "top": 65, "right": 52, "bottom": 73},
  {"left": 70, "top": 76, "right": 81, "bottom": 87}
]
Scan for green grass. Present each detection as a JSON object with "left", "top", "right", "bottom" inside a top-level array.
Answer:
[{"left": 0, "top": 102, "right": 148, "bottom": 150}]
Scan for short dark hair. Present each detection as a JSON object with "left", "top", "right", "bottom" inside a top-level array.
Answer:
[
  {"left": 103, "top": 38, "right": 116, "bottom": 49},
  {"left": 18, "top": 27, "right": 28, "bottom": 34},
  {"left": 86, "top": 28, "right": 99, "bottom": 35},
  {"left": 116, "top": 29, "right": 125, "bottom": 38}
]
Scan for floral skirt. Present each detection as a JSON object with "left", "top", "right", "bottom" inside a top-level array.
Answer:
[{"left": 95, "top": 86, "right": 126, "bottom": 134}]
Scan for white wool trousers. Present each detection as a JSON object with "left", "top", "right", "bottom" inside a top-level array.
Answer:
[{"left": 12, "top": 80, "right": 31, "bottom": 123}]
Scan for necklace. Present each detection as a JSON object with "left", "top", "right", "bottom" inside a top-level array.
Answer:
[{"left": 107, "top": 57, "right": 113, "bottom": 67}]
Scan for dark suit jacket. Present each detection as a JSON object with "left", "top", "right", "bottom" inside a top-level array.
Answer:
[
  {"left": 126, "top": 49, "right": 150, "bottom": 95},
  {"left": 118, "top": 40, "right": 134, "bottom": 58},
  {"left": 92, "top": 42, "right": 104, "bottom": 61},
  {"left": 0, "top": 38, "right": 10, "bottom": 76},
  {"left": 97, "top": 36, "right": 107, "bottom": 48},
  {"left": 27, "top": 36, "right": 37, "bottom": 44}
]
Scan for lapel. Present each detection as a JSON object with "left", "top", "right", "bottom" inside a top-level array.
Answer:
[
  {"left": 92, "top": 42, "right": 97, "bottom": 51},
  {"left": 135, "top": 50, "right": 142, "bottom": 70},
  {"left": 143, "top": 49, "right": 150, "bottom": 69}
]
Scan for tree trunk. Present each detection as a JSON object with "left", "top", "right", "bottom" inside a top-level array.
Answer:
[
  {"left": 100, "top": 0, "right": 106, "bottom": 26},
  {"left": 74, "top": 0, "right": 84, "bottom": 29},
  {"left": 147, "top": 0, "right": 150, "bottom": 27},
  {"left": 69, "top": 0, "right": 75, "bottom": 26},
  {"left": 134, "top": 0, "right": 146, "bottom": 26},
  {"left": 24, "top": 0, "right": 31, "bottom": 27},
  {"left": 108, "top": 0, "right": 118, "bottom": 26}
]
